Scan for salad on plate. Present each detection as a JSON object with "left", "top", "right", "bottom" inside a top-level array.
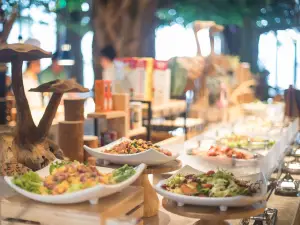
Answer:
[
  {"left": 161, "top": 170, "right": 261, "bottom": 197},
  {"left": 12, "top": 161, "right": 136, "bottom": 195}
]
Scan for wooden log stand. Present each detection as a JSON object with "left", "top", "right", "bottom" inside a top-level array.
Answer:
[
  {"left": 59, "top": 121, "right": 84, "bottom": 162},
  {"left": 83, "top": 135, "right": 98, "bottom": 161},
  {"left": 105, "top": 160, "right": 182, "bottom": 218},
  {"left": 162, "top": 198, "right": 266, "bottom": 225},
  {"left": 141, "top": 160, "right": 182, "bottom": 217},
  {"left": 64, "top": 98, "right": 86, "bottom": 121}
]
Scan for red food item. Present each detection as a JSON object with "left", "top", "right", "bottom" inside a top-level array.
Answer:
[
  {"left": 206, "top": 170, "right": 215, "bottom": 176},
  {"left": 206, "top": 145, "right": 247, "bottom": 159},
  {"left": 207, "top": 146, "right": 218, "bottom": 156},
  {"left": 201, "top": 183, "right": 213, "bottom": 188},
  {"left": 235, "top": 151, "right": 246, "bottom": 159}
]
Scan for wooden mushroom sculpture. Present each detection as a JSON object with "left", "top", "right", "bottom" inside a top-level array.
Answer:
[{"left": 0, "top": 44, "right": 89, "bottom": 175}]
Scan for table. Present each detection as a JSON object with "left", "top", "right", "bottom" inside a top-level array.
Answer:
[
  {"left": 162, "top": 198, "right": 265, "bottom": 225},
  {"left": 1, "top": 186, "right": 144, "bottom": 225},
  {"left": 104, "top": 160, "right": 182, "bottom": 218}
]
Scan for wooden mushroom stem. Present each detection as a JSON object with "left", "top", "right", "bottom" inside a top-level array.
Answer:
[
  {"left": 36, "top": 93, "right": 63, "bottom": 142},
  {"left": 11, "top": 59, "right": 37, "bottom": 146}
]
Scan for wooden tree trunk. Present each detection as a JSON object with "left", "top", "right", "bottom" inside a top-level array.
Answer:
[
  {"left": 239, "top": 18, "right": 260, "bottom": 74},
  {"left": 67, "top": 27, "right": 84, "bottom": 85},
  {"left": 0, "top": 67, "right": 6, "bottom": 124},
  {"left": 0, "top": 5, "right": 17, "bottom": 125},
  {"left": 92, "top": 0, "right": 158, "bottom": 77}
]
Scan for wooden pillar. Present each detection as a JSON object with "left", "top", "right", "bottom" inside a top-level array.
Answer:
[
  {"left": 83, "top": 135, "right": 98, "bottom": 162},
  {"left": 0, "top": 65, "right": 7, "bottom": 125},
  {"left": 112, "top": 94, "right": 129, "bottom": 137},
  {"left": 64, "top": 98, "right": 85, "bottom": 121},
  {"left": 59, "top": 121, "right": 84, "bottom": 161}
]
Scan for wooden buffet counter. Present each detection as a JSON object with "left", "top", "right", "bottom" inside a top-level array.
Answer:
[
  {"left": 1, "top": 186, "right": 144, "bottom": 225},
  {"left": 144, "top": 177, "right": 300, "bottom": 225}
]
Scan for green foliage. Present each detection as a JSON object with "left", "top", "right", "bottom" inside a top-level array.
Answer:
[
  {"left": 157, "top": 0, "right": 264, "bottom": 26},
  {"left": 2, "top": 0, "right": 299, "bottom": 31}
]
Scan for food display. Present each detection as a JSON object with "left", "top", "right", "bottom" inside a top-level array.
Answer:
[
  {"left": 218, "top": 134, "right": 275, "bottom": 149},
  {"left": 104, "top": 139, "right": 172, "bottom": 156},
  {"left": 12, "top": 162, "right": 136, "bottom": 195},
  {"left": 161, "top": 170, "right": 260, "bottom": 197},
  {"left": 191, "top": 145, "right": 253, "bottom": 159},
  {"left": 84, "top": 137, "right": 179, "bottom": 166}
]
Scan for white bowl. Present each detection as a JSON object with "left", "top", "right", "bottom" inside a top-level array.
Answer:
[
  {"left": 84, "top": 137, "right": 180, "bottom": 166},
  {"left": 155, "top": 165, "right": 267, "bottom": 211},
  {"left": 4, "top": 162, "right": 146, "bottom": 204}
]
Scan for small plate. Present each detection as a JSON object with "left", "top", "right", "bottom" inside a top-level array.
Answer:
[{"left": 84, "top": 137, "right": 180, "bottom": 166}]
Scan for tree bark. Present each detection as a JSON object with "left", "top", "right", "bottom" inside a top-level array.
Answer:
[
  {"left": 36, "top": 93, "right": 63, "bottom": 142},
  {"left": 11, "top": 59, "right": 37, "bottom": 146},
  {"left": 239, "top": 18, "right": 260, "bottom": 73},
  {"left": 92, "top": 0, "right": 158, "bottom": 72}
]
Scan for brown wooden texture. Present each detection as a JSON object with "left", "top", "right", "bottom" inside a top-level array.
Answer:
[
  {"left": 140, "top": 174, "right": 159, "bottom": 218},
  {"left": 106, "top": 160, "right": 181, "bottom": 218},
  {"left": 88, "top": 93, "right": 129, "bottom": 138},
  {"left": 0, "top": 5, "right": 17, "bottom": 44},
  {"left": 0, "top": 44, "right": 89, "bottom": 173},
  {"left": 92, "top": 0, "right": 157, "bottom": 59},
  {"left": 59, "top": 121, "right": 84, "bottom": 162},
  {"left": 64, "top": 98, "right": 86, "bottom": 121},
  {"left": 83, "top": 135, "right": 98, "bottom": 162},
  {"left": 88, "top": 111, "right": 126, "bottom": 119},
  {"left": 0, "top": 186, "right": 144, "bottom": 225},
  {"left": 162, "top": 198, "right": 265, "bottom": 222},
  {"left": 143, "top": 160, "right": 182, "bottom": 175}
]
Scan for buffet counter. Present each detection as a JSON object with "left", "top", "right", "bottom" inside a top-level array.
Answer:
[
  {"left": 144, "top": 174, "right": 300, "bottom": 225},
  {"left": 147, "top": 115, "right": 300, "bottom": 225}
]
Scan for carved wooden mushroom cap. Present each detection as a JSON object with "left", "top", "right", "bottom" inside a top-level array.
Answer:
[
  {"left": 0, "top": 43, "right": 51, "bottom": 63},
  {"left": 29, "top": 79, "right": 89, "bottom": 93}
]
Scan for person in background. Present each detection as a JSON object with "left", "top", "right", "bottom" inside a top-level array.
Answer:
[
  {"left": 23, "top": 38, "right": 42, "bottom": 109},
  {"left": 38, "top": 51, "right": 67, "bottom": 84},
  {"left": 99, "top": 45, "right": 117, "bottom": 81}
]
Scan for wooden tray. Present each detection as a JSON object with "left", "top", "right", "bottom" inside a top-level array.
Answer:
[{"left": 0, "top": 186, "right": 143, "bottom": 225}]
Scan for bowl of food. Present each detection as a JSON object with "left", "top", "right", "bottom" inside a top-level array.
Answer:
[
  {"left": 217, "top": 134, "right": 275, "bottom": 150},
  {"left": 155, "top": 165, "right": 267, "bottom": 211},
  {"left": 185, "top": 144, "right": 260, "bottom": 168},
  {"left": 4, "top": 160, "right": 146, "bottom": 204},
  {"left": 84, "top": 138, "right": 180, "bottom": 165}
]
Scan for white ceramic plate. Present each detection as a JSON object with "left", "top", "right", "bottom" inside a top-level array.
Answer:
[
  {"left": 155, "top": 165, "right": 267, "bottom": 211},
  {"left": 185, "top": 144, "right": 259, "bottom": 167},
  {"left": 4, "top": 161, "right": 146, "bottom": 204},
  {"left": 84, "top": 137, "right": 180, "bottom": 166}
]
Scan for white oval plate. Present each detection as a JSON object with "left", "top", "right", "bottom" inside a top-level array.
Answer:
[
  {"left": 84, "top": 137, "right": 180, "bottom": 166},
  {"left": 186, "top": 145, "right": 259, "bottom": 167},
  {"left": 155, "top": 165, "right": 267, "bottom": 211},
  {"left": 4, "top": 162, "right": 146, "bottom": 204}
]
